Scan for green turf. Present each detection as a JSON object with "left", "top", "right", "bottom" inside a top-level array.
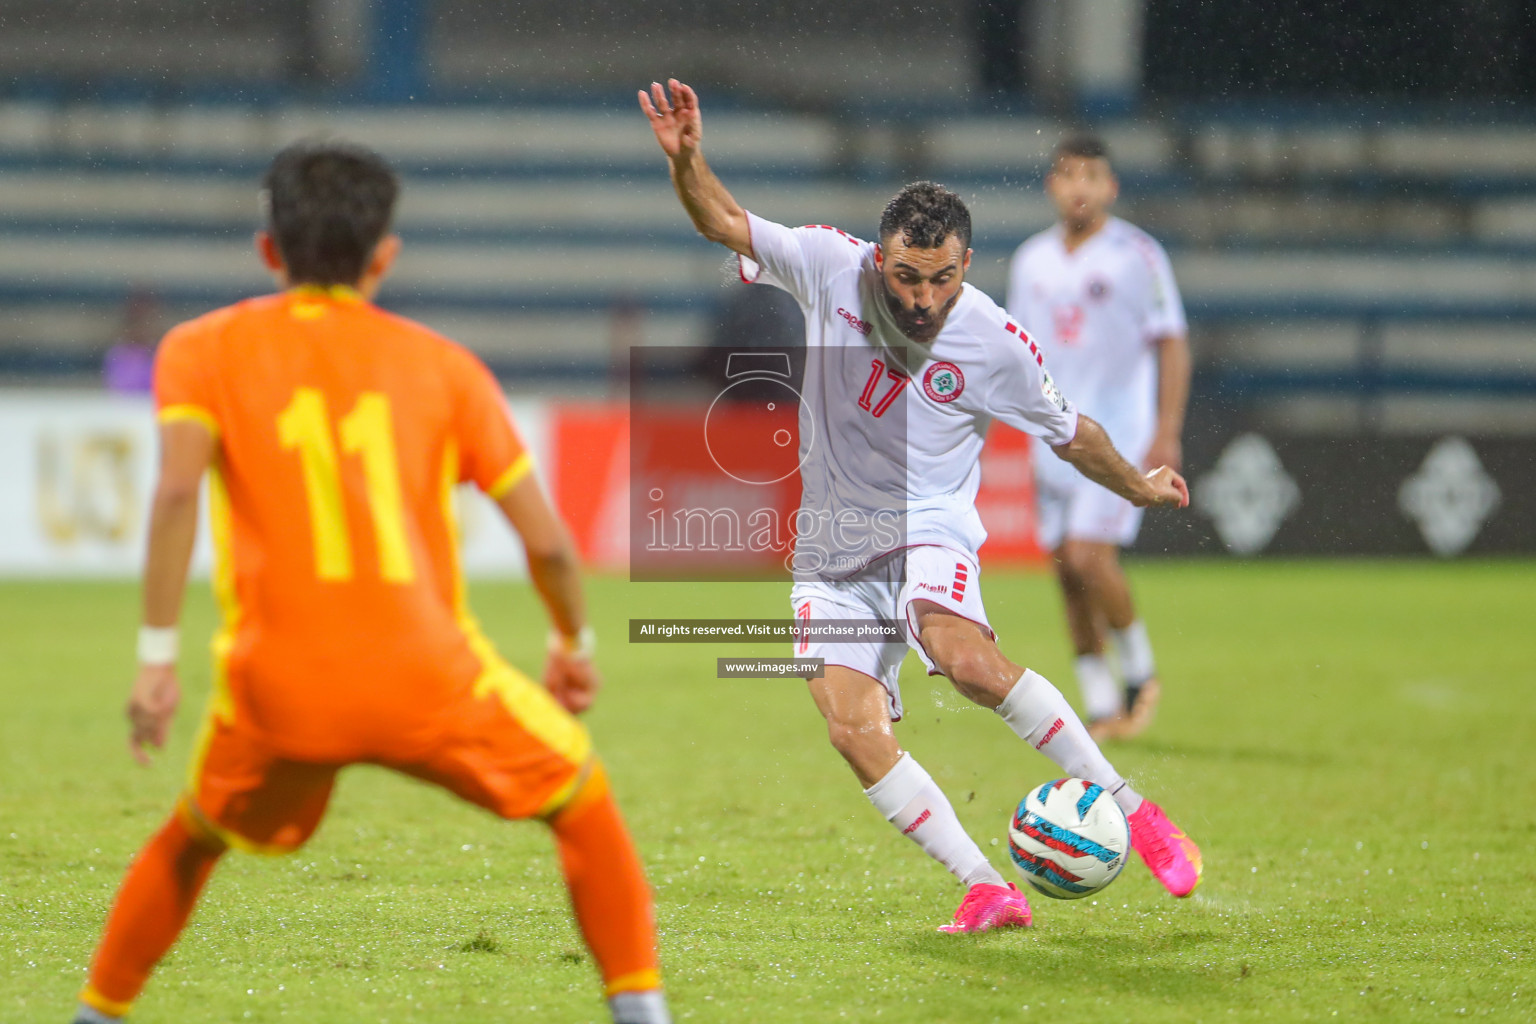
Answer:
[{"left": 2, "top": 562, "right": 1533, "bottom": 1022}]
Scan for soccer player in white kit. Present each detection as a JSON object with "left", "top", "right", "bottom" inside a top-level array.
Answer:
[
  {"left": 1007, "top": 135, "right": 1192, "bottom": 741},
  {"left": 641, "top": 80, "right": 1203, "bottom": 932}
]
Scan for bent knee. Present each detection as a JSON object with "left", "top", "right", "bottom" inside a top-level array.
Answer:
[
  {"left": 1054, "top": 547, "right": 1096, "bottom": 588},
  {"left": 824, "top": 719, "right": 901, "bottom": 786},
  {"left": 920, "top": 628, "right": 1017, "bottom": 709},
  {"left": 920, "top": 626, "right": 984, "bottom": 681},
  {"left": 826, "top": 718, "right": 878, "bottom": 756}
]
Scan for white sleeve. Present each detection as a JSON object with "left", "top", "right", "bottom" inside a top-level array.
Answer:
[
  {"left": 1138, "top": 237, "right": 1187, "bottom": 342},
  {"left": 737, "top": 211, "right": 865, "bottom": 307},
  {"left": 984, "top": 313, "right": 1079, "bottom": 446}
]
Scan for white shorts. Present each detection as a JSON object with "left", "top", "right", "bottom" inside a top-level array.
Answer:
[
  {"left": 1032, "top": 433, "right": 1147, "bottom": 551},
  {"left": 788, "top": 545, "right": 994, "bottom": 723}
]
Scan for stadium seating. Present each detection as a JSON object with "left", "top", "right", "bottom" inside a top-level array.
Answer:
[{"left": 0, "top": 98, "right": 1531, "bottom": 431}]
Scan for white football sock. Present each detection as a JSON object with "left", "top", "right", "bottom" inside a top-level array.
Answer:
[
  {"left": 1110, "top": 620, "right": 1156, "bottom": 686},
  {"left": 996, "top": 670, "right": 1144, "bottom": 815},
  {"left": 865, "top": 752, "right": 1005, "bottom": 888},
  {"left": 1074, "top": 653, "right": 1122, "bottom": 720},
  {"left": 609, "top": 989, "right": 672, "bottom": 1024}
]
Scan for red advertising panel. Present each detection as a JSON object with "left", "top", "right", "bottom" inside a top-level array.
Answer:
[
  {"left": 974, "top": 426, "right": 1046, "bottom": 565},
  {"left": 548, "top": 402, "right": 1044, "bottom": 572}
]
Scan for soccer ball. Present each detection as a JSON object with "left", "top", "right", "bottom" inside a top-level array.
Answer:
[{"left": 1008, "top": 778, "right": 1130, "bottom": 899}]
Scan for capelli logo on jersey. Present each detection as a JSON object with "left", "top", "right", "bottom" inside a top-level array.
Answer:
[
  {"left": 914, "top": 581, "right": 948, "bottom": 595},
  {"left": 837, "top": 307, "right": 872, "bottom": 336}
]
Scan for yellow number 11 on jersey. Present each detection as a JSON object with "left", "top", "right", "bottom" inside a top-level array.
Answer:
[{"left": 277, "top": 387, "right": 415, "bottom": 584}]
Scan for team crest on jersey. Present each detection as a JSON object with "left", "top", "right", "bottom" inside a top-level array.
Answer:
[
  {"left": 1041, "top": 370, "right": 1068, "bottom": 411},
  {"left": 1086, "top": 276, "right": 1112, "bottom": 301},
  {"left": 922, "top": 362, "right": 965, "bottom": 403}
]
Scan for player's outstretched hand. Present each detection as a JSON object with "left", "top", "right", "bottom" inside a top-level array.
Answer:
[
  {"left": 1140, "top": 466, "right": 1190, "bottom": 509},
  {"left": 126, "top": 663, "right": 181, "bottom": 765},
  {"left": 639, "top": 78, "right": 702, "bottom": 160},
  {"left": 544, "top": 650, "right": 602, "bottom": 716}
]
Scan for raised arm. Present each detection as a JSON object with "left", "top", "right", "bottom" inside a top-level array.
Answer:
[
  {"left": 639, "top": 79, "right": 753, "bottom": 257},
  {"left": 1053, "top": 413, "right": 1189, "bottom": 509}
]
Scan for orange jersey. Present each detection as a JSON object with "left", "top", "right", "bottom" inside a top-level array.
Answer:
[{"left": 155, "top": 286, "right": 536, "bottom": 762}]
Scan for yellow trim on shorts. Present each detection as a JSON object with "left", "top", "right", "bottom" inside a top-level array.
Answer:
[
  {"left": 79, "top": 983, "right": 135, "bottom": 1017},
  {"left": 486, "top": 452, "right": 533, "bottom": 500},
  {"left": 541, "top": 757, "right": 604, "bottom": 821},
  {"left": 605, "top": 969, "right": 664, "bottom": 997},
  {"left": 180, "top": 466, "right": 302, "bottom": 857},
  {"left": 186, "top": 465, "right": 239, "bottom": 794},
  {"left": 177, "top": 794, "right": 298, "bottom": 857},
  {"left": 174, "top": 795, "right": 225, "bottom": 848},
  {"left": 471, "top": 658, "right": 592, "bottom": 769},
  {"left": 440, "top": 444, "right": 592, "bottom": 782},
  {"left": 158, "top": 403, "right": 219, "bottom": 438},
  {"left": 182, "top": 462, "right": 283, "bottom": 853}
]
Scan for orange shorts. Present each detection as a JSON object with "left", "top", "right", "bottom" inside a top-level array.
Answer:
[{"left": 184, "top": 661, "right": 593, "bottom": 854}]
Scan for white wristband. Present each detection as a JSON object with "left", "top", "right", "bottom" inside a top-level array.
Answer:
[
  {"left": 548, "top": 624, "right": 596, "bottom": 661},
  {"left": 138, "top": 625, "right": 179, "bottom": 666}
]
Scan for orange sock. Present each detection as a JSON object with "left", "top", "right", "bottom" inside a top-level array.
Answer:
[
  {"left": 81, "top": 804, "right": 224, "bottom": 1016},
  {"left": 549, "top": 764, "right": 662, "bottom": 997}
]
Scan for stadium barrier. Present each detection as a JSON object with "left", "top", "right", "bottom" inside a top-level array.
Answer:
[
  {"left": 0, "top": 391, "right": 1048, "bottom": 579},
  {"left": 1138, "top": 428, "right": 1529, "bottom": 557},
  {"left": 0, "top": 390, "right": 541, "bottom": 577},
  {"left": 3, "top": 390, "right": 1521, "bottom": 578}
]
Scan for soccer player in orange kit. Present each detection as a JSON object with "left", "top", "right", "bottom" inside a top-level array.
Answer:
[{"left": 72, "top": 142, "right": 671, "bottom": 1024}]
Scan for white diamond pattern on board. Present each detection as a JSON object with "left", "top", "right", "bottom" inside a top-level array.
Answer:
[
  {"left": 1194, "top": 434, "right": 1301, "bottom": 555},
  {"left": 1397, "top": 437, "right": 1501, "bottom": 557}
]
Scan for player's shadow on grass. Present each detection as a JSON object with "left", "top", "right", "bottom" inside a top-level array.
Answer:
[
  {"left": 1124, "top": 737, "right": 1332, "bottom": 768},
  {"left": 907, "top": 924, "right": 1231, "bottom": 995}
]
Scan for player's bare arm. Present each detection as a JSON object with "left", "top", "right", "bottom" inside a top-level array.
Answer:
[
  {"left": 639, "top": 78, "right": 753, "bottom": 257},
  {"left": 1145, "top": 331, "right": 1191, "bottom": 472},
  {"left": 129, "top": 418, "right": 215, "bottom": 765},
  {"left": 1053, "top": 413, "right": 1189, "bottom": 509},
  {"left": 495, "top": 474, "right": 601, "bottom": 714}
]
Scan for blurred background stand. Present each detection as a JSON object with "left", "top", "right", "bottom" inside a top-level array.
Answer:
[{"left": 0, "top": 0, "right": 1532, "bottom": 564}]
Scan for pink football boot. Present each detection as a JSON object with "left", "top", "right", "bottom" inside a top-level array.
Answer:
[
  {"left": 937, "top": 882, "right": 1034, "bottom": 934},
  {"left": 1128, "top": 800, "right": 1203, "bottom": 897}
]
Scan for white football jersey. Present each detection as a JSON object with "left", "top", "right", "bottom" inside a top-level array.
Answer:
[
  {"left": 1005, "top": 217, "right": 1185, "bottom": 461},
  {"left": 740, "top": 212, "right": 1078, "bottom": 576}
]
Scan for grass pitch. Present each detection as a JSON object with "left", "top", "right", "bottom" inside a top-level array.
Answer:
[{"left": 2, "top": 561, "right": 1533, "bottom": 1022}]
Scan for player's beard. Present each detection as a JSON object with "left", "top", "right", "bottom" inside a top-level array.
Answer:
[
  {"left": 883, "top": 284, "right": 960, "bottom": 345},
  {"left": 1061, "top": 201, "right": 1107, "bottom": 237}
]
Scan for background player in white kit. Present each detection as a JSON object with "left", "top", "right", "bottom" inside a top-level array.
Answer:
[
  {"left": 1007, "top": 135, "right": 1192, "bottom": 741},
  {"left": 641, "top": 80, "right": 1203, "bottom": 933}
]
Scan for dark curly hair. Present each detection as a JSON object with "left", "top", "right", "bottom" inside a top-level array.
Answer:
[
  {"left": 261, "top": 140, "right": 399, "bottom": 286},
  {"left": 1053, "top": 133, "right": 1110, "bottom": 163},
  {"left": 878, "top": 181, "right": 972, "bottom": 250}
]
